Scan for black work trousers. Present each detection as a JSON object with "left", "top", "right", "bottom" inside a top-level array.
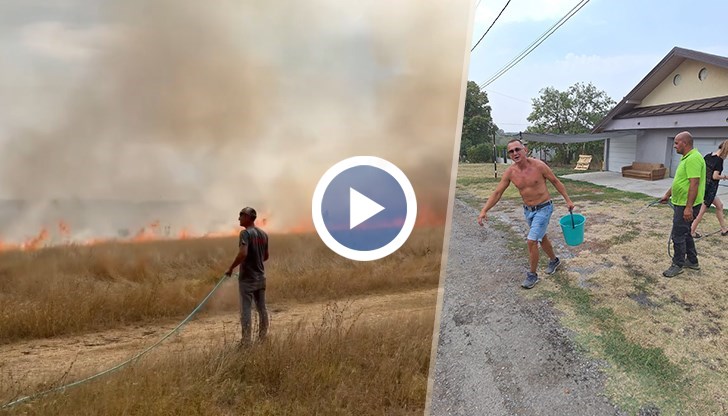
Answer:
[{"left": 671, "top": 204, "right": 701, "bottom": 266}]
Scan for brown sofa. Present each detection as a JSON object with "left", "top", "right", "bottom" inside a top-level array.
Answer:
[{"left": 621, "top": 162, "right": 667, "bottom": 181}]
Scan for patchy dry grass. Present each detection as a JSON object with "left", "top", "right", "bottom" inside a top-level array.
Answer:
[
  {"left": 458, "top": 163, "right": 728, "bottom": 415},
  {"left": 0, "top": 227, "right": 443, "bottom": 343},
  {"left": 1, "top": 306, "right": 435, "bottom": 415},
  {"left": 0, "top": 226, "right": 443, "bottom": 414}
]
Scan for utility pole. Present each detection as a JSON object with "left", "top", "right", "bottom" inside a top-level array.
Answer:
[{"left": 493, "top": 131, "right": 497, "bottom": 178}]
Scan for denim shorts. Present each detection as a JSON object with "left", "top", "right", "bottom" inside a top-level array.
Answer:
[{"left": 523, "top": 202, "right": 553, "bottom": 242}]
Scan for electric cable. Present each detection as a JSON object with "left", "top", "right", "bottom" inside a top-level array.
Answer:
[
  {"left": 479, "top": 0, "right": 590, "bottom": 89},
  {"left": 471, "top": 0, "right": 511, "bottom": 52}
]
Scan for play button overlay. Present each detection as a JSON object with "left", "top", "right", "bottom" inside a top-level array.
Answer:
[
  {"left": 312, "top": 156, "right": 417, "bottom": 261},
  {"left": 350, "top": 188, "right": 384, "bottom": 229}
]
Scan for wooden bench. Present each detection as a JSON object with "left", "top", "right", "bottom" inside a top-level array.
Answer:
[{"left": 621, "top": 162, "right": 667, "bottom": 181}]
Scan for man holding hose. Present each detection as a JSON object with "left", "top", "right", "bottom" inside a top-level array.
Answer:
[
  {"left": 225, "top": 207, "right": 270, "bottom": 345},
  {"left": 659, "top": 131, "right": 705, "bottom": 278}
]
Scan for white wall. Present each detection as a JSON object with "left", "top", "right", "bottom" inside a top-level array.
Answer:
[
  {"left": 607, "top": 136, "right": 636, "bottom": 172},
  {"left": 619, "top": 127, "right": 727, "bottom": 177}
]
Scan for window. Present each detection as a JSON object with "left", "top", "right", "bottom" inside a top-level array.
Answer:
[
  {"left": 698, "top": 67, "right": 708, "bottom": 81},
  {"left": 672, "top": 74, "right": 681, "bottom": 86}
]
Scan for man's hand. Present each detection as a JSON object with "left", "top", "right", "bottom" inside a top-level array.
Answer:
[
  {"left": 224, "top": 268, "right": 234, "bottom": 277},
  {"left": 683, "top": 206, "right": 694, "bottom": 222},
  {"left": 477, "top": 211, "right": 488, "bottom": 226},
  {"left": 566, "top": 200, "right": 575, "bottom": 212},
  {"left": 659, "top": 194, "right": 670, "bottom": 204}
]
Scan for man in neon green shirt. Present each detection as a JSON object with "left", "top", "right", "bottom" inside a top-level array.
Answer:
[{"left": 659, "top": 131, "right": 706, "bottom": 277}]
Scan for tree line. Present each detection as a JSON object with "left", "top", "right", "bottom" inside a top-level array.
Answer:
[{"left": 460, "top": 81, "right": 616, "bottom": 166}]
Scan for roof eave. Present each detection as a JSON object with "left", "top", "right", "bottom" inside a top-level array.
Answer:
[{"left": 593, "top": 47, "right": 728, "bottom": 133}]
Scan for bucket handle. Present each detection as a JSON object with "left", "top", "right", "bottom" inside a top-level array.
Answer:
[{"left": 569, "top": 207, "right": 575, "bottom": 229}]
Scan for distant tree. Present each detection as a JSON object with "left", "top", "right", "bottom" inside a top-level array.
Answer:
[
  {"left": 526, "top": 82, "right": 615, "bottom": 165},
  {"left": 460, "top": 81, "right": 498, "bottom": 161},
  {"left": 466, "top": 142, "right": 491, "bottom": 163}
]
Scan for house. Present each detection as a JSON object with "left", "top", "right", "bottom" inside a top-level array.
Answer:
[{"left": 593, "top": 47, "right": 728, "bottom": 177}]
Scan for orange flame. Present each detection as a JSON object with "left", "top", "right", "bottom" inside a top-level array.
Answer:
[
  {"left": 22, "top": 228, "right": 50, "bottom": 251},
  {"left": 178, "top": 228, "right": 191, "bottom": 240},
  {"left": 415, "top": 205, "right": 446, "bottom": 227},
  {"left": 58, "top": 220, "right": 71, "bottom": 238},
  {"left": 0, "top": 201, "right": 447, "bottom": 254},
  {"left": 132, "top": 220, "right": 163, "bottom": 242}
]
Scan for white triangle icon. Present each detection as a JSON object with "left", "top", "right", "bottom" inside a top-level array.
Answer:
[{"left": 350, "top": 188, "right": 385, "bottom": 229}]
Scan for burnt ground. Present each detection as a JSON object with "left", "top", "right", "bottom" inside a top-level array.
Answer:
[{"left": 427, "top": 198, "right": 625, "bottom": 416}]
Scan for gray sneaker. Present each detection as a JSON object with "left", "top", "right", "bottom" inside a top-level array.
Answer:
[
  {"left": 546, "top": 257, "right": 561, "bottom": 274},
  {"left": 662, "top": 264, "right": 684, "bottom": 278},
  {"left": 521, "top": 272, "right": 539, "bottom": 289},
  {"left": 684, "top": 260, "right": 700, "bottom": 270}
]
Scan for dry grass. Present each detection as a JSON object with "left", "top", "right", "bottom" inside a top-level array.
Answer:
[
  {"left": 0, "top": 227, "right": 443, "bottom": 343},
  {"left": 1, "top": 306, "right": 435, "bottom": 415},
  {"left": 457, "top": 163, "right": 728, "bottom": 415}
]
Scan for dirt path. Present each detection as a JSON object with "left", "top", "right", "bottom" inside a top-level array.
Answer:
[
  {"left": 0, "top": 289, "right": 436, "bottom": 395},
  {"left": 427, "top": 198, "right": 623, "bottom": 415}
]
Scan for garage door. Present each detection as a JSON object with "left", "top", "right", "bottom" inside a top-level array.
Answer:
[
  {"left": 669, "top": 138, "right": 723, "bottom": 177},
  {"left": 607, "top": 136, "right": 637, "bottom": 173}
]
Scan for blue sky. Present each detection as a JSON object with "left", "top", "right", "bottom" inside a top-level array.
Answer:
[{"left": 468, "top": 0, "right": 728, "bottom": 132}]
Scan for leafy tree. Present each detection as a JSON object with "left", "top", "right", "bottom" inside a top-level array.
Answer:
[
  {"left": 460, "top": 81, "right": 498, "bottom": 161},
  {"left": 526, "top": 82, "right": 615, "bottom": 165},
  {"left": 466, "top": 142, "right": 491, "bottom": 163}
]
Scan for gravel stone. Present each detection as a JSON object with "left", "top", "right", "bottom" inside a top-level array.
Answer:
[{"left": 428, "top": 198, "right": 626, "bottom": 416}]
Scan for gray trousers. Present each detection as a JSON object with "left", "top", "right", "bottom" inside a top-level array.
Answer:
[
  {"left": 238, "top": 280, "right": 269, "bottom": 344},
  {"left": 671, "top": 204, "right": 700, "bottom": 266}
]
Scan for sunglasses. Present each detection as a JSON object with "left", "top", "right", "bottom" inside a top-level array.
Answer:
[{"left": 507, "top": 147, "right": 524, "bottom": 154}]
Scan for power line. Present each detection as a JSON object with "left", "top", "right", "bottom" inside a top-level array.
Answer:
[
  {"left": 471, "top": 0, "right": 511, "bottom": 52},
  {"left": 484, "top": 88, "right": 530, "bottom": 104},
  {"left": 479, "top": 0, "right": 591, "bottom": 89},
  {"left": 479, "top": 0, "right": 590, "bottom": 88}
]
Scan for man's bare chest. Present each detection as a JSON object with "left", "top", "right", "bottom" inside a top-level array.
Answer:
[{"left": 510, "top": 169, "right": 544, "bottom": 189}]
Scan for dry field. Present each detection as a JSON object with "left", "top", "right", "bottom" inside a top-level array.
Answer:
[
  {"left": 0, "top": 227, "right": 444, "bottom": 414},
  {"left": 458, "top": 163, "right": 728, "bottom": 415}
]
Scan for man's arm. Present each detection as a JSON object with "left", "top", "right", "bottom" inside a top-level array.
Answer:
[
  {"left": 683, "top": 178, "right": 700, "bottom": 221},
  {"left": 477, "top": 170, "right": 511, "bottom": 226},
  {"left": 226, "top": 244, "right": 248, "bottom": 276},
  {"left": 659, "top": 188, "right": 672, "bottom": 203},
  {"left": 542, "top": 163, "right": 575, "bottom": 211}
]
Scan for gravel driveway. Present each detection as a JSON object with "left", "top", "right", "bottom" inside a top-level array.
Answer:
[{"left": 427, "top": 198, "right": 624, "bottom": 416}]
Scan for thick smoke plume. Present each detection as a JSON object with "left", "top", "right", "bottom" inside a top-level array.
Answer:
[{"left": 0, "top": 0, "right": 471, "bottom": 245}]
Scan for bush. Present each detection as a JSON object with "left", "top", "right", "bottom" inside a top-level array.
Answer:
[{"left": 465, "top": 143, "right": 492, "bottom": 163}]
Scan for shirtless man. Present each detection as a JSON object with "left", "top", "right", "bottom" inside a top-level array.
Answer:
[{"left": 477, "top": 139, "right": 575, "bottom": 289}]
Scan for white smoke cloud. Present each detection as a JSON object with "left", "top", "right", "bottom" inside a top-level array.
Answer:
[{"left": 0, "top": 0, "right": 471, "bottom": 244}]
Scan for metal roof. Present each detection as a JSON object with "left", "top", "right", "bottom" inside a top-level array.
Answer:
[
  {"left": 520, "top": 130, "right": 640, "bottom": 144},
  {"left": 614, "top": 95, "right": 728, "bottom": 119}
]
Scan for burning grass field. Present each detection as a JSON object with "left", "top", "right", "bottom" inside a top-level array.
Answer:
[
  {"left": 458, "top": 163, "right": 728, "bottom": 415},
  {"left": 0, "top": 227, "right": 443, "bottom": 414}
]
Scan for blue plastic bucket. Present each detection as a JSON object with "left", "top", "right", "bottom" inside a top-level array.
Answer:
[{"left": 559, "top": 213, "right": 585, "bottom": 246}]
